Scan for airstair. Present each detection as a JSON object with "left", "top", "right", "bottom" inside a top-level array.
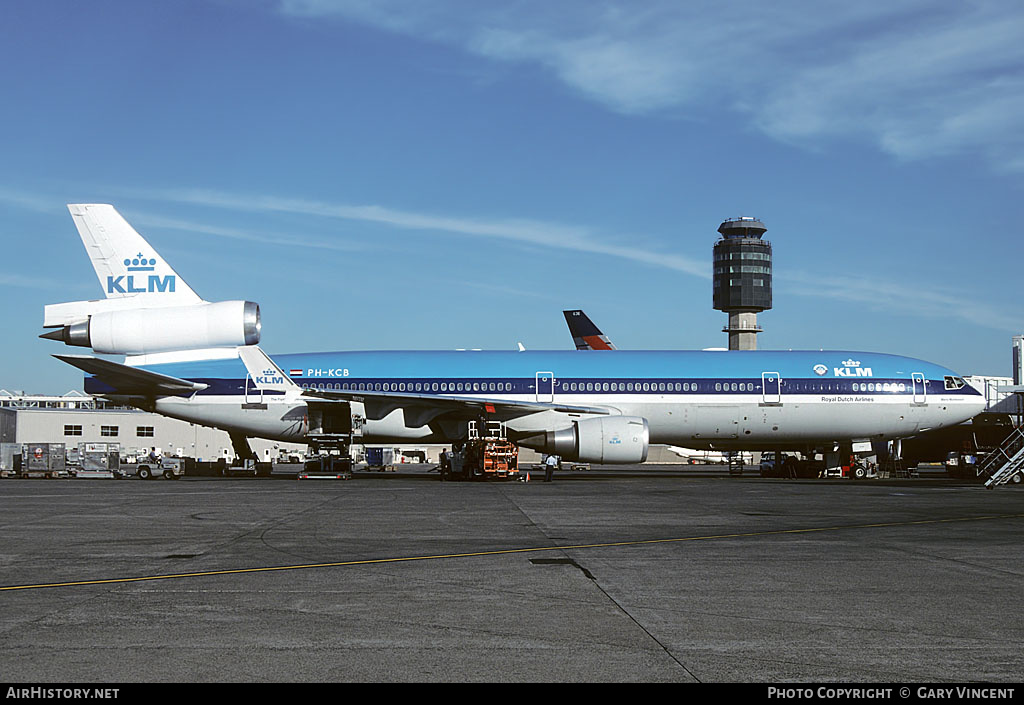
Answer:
[
  {"left": 977, "top": 426, "right": 1024, "bottom": 488},
  {"left": 882, "top": 454, "right": 912, "bottom": 479}
]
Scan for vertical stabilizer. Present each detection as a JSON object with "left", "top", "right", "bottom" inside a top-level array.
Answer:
[
  {"left": 563, "top": 310, "right": 616, "bottom": 350},
  {"left": 67, "top": 204, "right": 202, "bottom": 303},
  {"left": 238, "top": 346, "right": 299, "bottom": 394}
]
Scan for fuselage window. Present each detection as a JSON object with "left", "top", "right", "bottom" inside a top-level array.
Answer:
[{"left": 715, "top": 383, "right": 721, "bottom": 392}]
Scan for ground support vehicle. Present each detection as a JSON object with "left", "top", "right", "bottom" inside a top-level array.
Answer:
[
  {"left": 442, "top": 422, "right": 519, "bottom": 481},
  {"left": 365, "top": 447, "right": 395, "bottom": 472},
  {"left": 73, "top": 442, "right": 120, "bottom": 478},
  {"left": 120, "top": 456, "right": 184, "bottom": 480},
  {"left": 10, "top": 443, "right": 67, "bottom": 478},
  {"left": 298, "top": 454, "right": 352, "bottom": 480},
  {"left": 221, "top": 459, "right": 259, "bottom": 477}
]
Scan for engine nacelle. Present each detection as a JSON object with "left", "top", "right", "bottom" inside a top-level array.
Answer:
[
  {"left": 520, "top": 416, "right": 649, "bottom": 464},
  {"left": 43, "top": 300, "right": 260, "bottom": 355}
]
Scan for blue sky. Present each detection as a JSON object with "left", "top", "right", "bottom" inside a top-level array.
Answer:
[{"left": 2, "top": 0, "right": 1023, "bottom": 393}]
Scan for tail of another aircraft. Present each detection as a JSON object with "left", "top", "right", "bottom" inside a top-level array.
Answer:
[{"left": 563, "top": 310, "right": 616, "bottom": 350}]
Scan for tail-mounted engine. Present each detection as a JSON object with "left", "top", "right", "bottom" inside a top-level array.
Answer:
[{"left": 41, "top": 300, "right": 260, "bottom": 356}]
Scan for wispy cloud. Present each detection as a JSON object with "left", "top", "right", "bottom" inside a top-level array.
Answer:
[
  {"left": 128, "top": 212, "right": 364, "bottom": 253},
  {"left": 781, "top": 269, "right": 1014, "bottom": 332},
  {"left": 141, "top": 185, "right": 1016, "bottom": 332},
  {"left": 275, "top": 1, "right": 1024, "bottom": 171},
  {"left": 2, "top": 183, "right": 1015, "bottom": 332},
  {"left": 133, "top": 186, "right": 711, "bottom": 277}
]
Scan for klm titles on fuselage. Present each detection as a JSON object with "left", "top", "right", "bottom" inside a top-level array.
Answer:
[
  {"left": 833, "top": 359, "right": 873, "bottom": 377},
  {"left": 106, "top": 274, "right": 176, "bottom": 295}
]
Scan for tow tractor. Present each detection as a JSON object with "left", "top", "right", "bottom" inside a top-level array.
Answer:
[
  {"left": 441, "top": 421, "right": 519, "bottom": 481},
  {"left": 120, "top": 455, "right": 184, "bottom": 480}
]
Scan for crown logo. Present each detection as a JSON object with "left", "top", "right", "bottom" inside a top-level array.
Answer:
[
  {"left": 842, "top": 359, "right": 861, "bottom": 367},
  {"left": 124, "top": 253, "right": 157, "bottom": 272}
]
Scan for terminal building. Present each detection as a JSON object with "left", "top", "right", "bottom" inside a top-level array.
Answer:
[{"left": 0, "top": 390, "right": 305, "bottom": 464}]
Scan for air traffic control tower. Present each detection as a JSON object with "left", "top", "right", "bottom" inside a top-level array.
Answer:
[{"left": 712, "top": 217, "right": 772, "bottom": 350}]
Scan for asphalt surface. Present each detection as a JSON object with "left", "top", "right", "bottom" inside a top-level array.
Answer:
[{"left": 1, "top": 465, "right": 1022, "bottom": 683}]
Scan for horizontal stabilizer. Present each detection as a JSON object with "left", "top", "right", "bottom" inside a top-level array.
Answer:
[{"left": 54, "top": 354, "right": 208, "bottom": 396}]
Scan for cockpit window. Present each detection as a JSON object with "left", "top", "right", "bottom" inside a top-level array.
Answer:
[{"left": 944, "top": 376, "right": 966, "bottom": 390}]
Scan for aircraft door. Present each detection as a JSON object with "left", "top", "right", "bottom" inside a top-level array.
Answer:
[
  {"left": 912, "top": 372, "right": 927, "bottom": 404},
  {"left": 536, "top": 371, "right": 554, "bottom": 403},
  {"left": 243, "top": 374, "right": 263, "bottom": 406},
  {"left": 762, "top": 372, "right": 781, "bottom": 404}
]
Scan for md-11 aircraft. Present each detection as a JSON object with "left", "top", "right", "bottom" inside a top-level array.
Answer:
[{"left": 42, "top": 205, "right": 985, "bottom": 464}]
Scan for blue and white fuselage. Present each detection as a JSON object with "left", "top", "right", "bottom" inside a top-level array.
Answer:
[{"left": 85, "top": 348, "right": 985, "bottom": 452}]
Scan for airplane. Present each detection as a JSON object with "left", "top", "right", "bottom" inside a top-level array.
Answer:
[{"left": 41, "top": 204, "right": 986, "bottom": 465}]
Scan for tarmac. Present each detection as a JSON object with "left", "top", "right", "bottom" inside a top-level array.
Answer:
[{"left": 1, "top": 465, "right": 1022, "bottom": 683}]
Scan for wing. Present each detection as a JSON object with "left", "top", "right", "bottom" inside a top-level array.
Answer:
[
  {"left": 55, "top": 354, "right": 208, "bottom": 396},
  {"left": 302, "top": 387, "right": 611, "bottom": 426}
]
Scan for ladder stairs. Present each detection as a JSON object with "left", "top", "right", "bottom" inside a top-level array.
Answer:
[
  {"left": 978, "top": 427, "right": 1024, "bottom": 488},
  {"left": 883, "top": 455, "right": 912, "bottom": 478}
]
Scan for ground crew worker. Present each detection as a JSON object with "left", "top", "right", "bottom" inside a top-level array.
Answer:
[
  {"left": 544, "top": 453, "right": 558, "bottom": 482},
  {"left": 439, "top": 448, "right": 451, "bottom": 481}
]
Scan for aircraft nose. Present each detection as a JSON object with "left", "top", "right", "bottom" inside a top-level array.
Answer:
[{"left": 970, "top": 395, "right": 988, "bottom": 416}]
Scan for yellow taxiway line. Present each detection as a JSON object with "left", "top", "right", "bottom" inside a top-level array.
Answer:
[{"left": 3, "top": 513, "right": 1021, "bottom": 592}]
